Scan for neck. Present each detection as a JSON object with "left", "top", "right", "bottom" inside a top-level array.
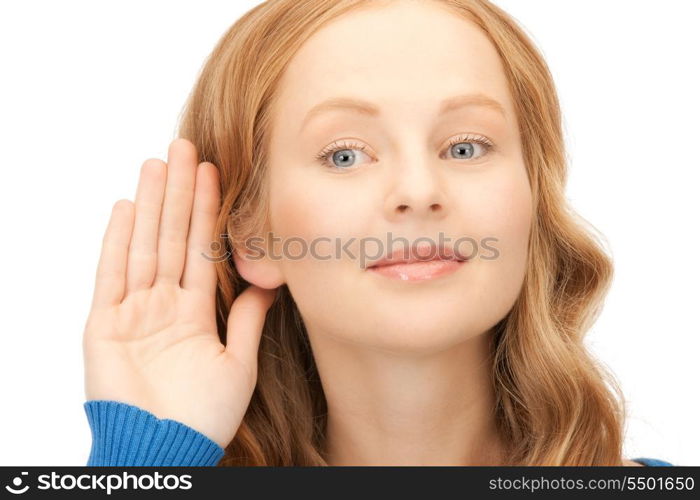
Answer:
[{"left": 309, "top": 329, "right": 505, "bottom": 466}]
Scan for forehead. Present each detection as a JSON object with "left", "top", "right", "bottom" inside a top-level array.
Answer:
[{"left": 273, "top": 1, "right": 514, "bottom": 124}]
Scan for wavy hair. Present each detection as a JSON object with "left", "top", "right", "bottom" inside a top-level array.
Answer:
[{"left": 176, "top": 0, "right": 625, "bottom": 465}]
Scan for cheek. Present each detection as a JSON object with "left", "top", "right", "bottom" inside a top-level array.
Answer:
[
  {"left": 270, "top": 180, "right": 365, "bottom": 244},
  {"left": 490, "top": 181, "right": 531, "bottom": 253},
  {"left": 268, "top": 180, "right": 361, "bottom": 338},
  {"left": 460, "top": 167, "right": 532, "bottom": 320},
  {"left": 454, "top": 166, "right": 532, "bottom": 259},
  {"left": 268, "top": 171, "right": 369, "bottom": 292},
  {"left": 269, "top": 164, "right": 375, "bottom": 252}
]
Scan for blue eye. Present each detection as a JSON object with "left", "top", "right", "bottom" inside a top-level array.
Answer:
[
  {"left": 315, "top": 134, "right": 495, "bottom": 171},
  {"left": 315, "top": 140, "right": 372, "bottom": 171},
  {"left": 443, "top": 134, "right": 494, "bottom": 161}
]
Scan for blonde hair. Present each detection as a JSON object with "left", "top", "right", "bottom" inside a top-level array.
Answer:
[{"left": 177, "top": 0, "right": 626, "bottom": 465}]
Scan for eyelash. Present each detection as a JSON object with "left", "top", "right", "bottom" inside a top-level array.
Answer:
[{"left": 314, "top": 133, "right": 495, "bottom": 171}]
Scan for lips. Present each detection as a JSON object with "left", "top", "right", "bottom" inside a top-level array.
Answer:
[
  {"left": 367, "top": 244, "right": 467, "bottom": 269},
  {"left": 368, "top": 258, "right": 465, "bottom": 281}
]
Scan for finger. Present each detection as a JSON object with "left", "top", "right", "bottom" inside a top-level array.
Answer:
[
  {"left": 225, "top": 286, "right": 277, "bottom": 368},
  {"left": 155, "top": 138, "right": 197, "bottom": 285},
  {"left": 92, "top": 199, "right": 135, "bottom": 308},
  {"left": 180, "top": 161, "right": 221, "bottom": 295},
  {"left": 125, "top": 158, "right": 166, "bottom": 294}
]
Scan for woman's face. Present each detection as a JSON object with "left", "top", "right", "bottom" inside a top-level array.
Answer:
[{"left": 250, "top": 1, "right": 531, "bottom": 353}]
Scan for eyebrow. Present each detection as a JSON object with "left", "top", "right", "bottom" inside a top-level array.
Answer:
[{"left": 300, "top": 92, "right": 507, "bottom": 132}]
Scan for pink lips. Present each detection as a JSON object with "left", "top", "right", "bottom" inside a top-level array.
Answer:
[
  {"left": 368, "top": 259, "right": 465, "bottom": 281},
  {"left": 366, "top": 244, "right": 467, "bottom": 282}
]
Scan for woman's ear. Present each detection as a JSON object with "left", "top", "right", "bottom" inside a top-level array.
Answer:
[{"left": 232, "top": 243, "right": 285, "bottom": 290}]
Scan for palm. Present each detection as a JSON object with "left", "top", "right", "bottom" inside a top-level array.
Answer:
[{"left": 83, "top": 139, "right": 276, "bottom": 449}]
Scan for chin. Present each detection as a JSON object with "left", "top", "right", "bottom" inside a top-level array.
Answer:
[{"left": 358, "top": 316, "right": 478, "bottom": 355}]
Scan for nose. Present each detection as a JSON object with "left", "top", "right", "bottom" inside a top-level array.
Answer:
[{"left": 383, "top": 156, "right": 449, "bottom": 222}]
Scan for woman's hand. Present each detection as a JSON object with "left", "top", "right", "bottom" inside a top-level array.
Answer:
[{"left": 82, "top": 138, "right": 276, "bottom": 449}]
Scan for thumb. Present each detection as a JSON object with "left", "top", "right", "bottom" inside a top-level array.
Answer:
[{"left": 225, "top": 285, "right": 277, "bottom": 366}]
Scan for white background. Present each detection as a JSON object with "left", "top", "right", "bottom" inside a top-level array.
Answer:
[{"left": 0, "top": 0, "right": 697, "bottom": 466}]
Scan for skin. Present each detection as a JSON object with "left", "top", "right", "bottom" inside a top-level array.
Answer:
[
  {"left": 238, "top": 0, "right": 643, "bottom": 466},
  {"left": 85, "top": 0, "right": 643, "bottom": 466},
  {"left": 243, "top": 0, "right": 529, "bottom": 465},
  {"left": 84, "top": 138, "right": 277, "bottom": 449}
]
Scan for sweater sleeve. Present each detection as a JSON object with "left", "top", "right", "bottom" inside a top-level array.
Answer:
[
  {"left": 631, "top": 457, "right": 674, "bottom": 466},
  {"left": 83, "top": 400, "right": 225, "bottom": 466}
]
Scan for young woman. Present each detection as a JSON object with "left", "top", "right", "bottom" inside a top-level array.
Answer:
[{"left": 82, "top": 0, "right": 673, "bottom": 466}]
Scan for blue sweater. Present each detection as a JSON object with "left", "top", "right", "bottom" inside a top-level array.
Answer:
[{"left": 83, "top": 400, "right": 674, "bottom": 467}]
